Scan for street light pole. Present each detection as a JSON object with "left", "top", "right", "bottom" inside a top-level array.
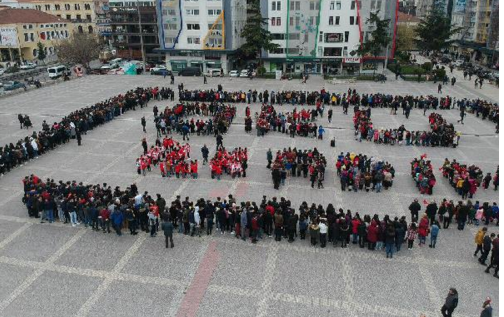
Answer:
[{"left": 136, "top": 0, "right": 146, "bottom": 74}]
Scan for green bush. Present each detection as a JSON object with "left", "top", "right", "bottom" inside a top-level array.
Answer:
[
  {"left": 433, "top": 68, "right": 446, "bottom": 79},
  {"left": 258, "top": 72, "right": 276, "bottom": 79},
  {"left": 422, "top": 62, "right": 433, "bottom": 72},
  {"left": 257, "top": 66, "right": 266, "bottom": 76}
]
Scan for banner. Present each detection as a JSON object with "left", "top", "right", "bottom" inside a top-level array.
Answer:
[{"left": 0, "top": 27, "right": 18, "bottom": 47}]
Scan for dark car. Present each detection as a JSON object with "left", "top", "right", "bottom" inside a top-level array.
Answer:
[
  {"left": 178, "top": 67, "right": 201, "bottom": 76},
  {"left": 3, "top": 81, "right": 26, "bottom": 91}
]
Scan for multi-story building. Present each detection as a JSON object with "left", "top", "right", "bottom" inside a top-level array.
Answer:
[
  {"left": 107, "top": 0, "right": 160, "bottom": 60},
  {"left": 0, "top": 8, "right": 73, "bottom": 63},
  {"left": 261, "top": 0, "right": 398, "bottom": 75},
  {"left": 156, "top": 0, "right": 247, "bottom": 73},
  {"left": 2, "top": 0, "right": 101, "bottom": 34}
]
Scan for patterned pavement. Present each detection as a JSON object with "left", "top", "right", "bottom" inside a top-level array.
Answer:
[{"left": 0, "top": 74, "right": 499, "bottom": 317}]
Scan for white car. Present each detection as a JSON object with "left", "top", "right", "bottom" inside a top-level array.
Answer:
[
  {"left": 20, "top": 62, "right": 37, "bottom": 70},
  {"left": 454, "top": 60, "right": 464, "bottom": 67},
  {"left": 229, "top": 70, "right": 239, "bottom": 77},
  {"left": 239, "top": 69, "right": 250, "bottom": 77}
]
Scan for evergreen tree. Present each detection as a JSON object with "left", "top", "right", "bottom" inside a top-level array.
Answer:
[
  {"left": 36, "top": 42, "right": 46, "bottom": 63},
  {"left": 239, "top": 0, "right": 279, "bottom": 64},
  {"left": 415, "top": 10, "right": 462, "bottom": 54}
]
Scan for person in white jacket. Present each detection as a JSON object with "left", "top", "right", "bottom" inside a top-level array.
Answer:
[{"left": 194, "top": 206, "right": 201, "bottom": 237}]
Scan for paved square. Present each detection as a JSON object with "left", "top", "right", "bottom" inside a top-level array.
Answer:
[{"left": 0, "top": 72, "right": 499, "bottom": 317}]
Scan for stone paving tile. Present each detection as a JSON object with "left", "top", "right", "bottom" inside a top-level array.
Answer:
[
  {"left": 2, "top": 270, "right": 102, "bottom": 317},
  {"left": 196, "top": 291, "right": 258, "bottom": 317},
  {"left": 0, "top": 223, "right": 76, "bottom": 262},
  {"left": 87, "top": 280, "right": 177, "bottom": 317},
  {"left": 0, "top": 262, "right": 34, "bottom": 303}
]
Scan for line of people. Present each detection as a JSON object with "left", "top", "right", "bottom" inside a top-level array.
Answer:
[{"left": 1, "top": 87, "right": 162, "bottom": 176}]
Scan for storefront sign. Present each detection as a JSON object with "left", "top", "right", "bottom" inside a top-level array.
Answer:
[
  {"left": 325, "top": 33, "right": 343, "bottom": 43},
  {"left": 343, "top": 57, "right": 360, "bottom": 64}
]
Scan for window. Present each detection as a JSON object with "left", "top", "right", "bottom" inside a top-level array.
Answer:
[
  {"left": 276, "top": 17, "right": 281, "bottom": 26},
  {"left": 290, "top": 16, "right": 293, "bottom": 26},
  {"left": 30, "top": 33, "right": 34, "bottom": 41},
  {"left": 324, "top": 47, "right": 342, "bottom": 56},
  {"left": 270, "top": 47, "right": 284, "bottom": 54},
  {"left": 324, "top": 33, "right": 343, "bottom": 42},
  {"left": 55, "top": 4, "right": 60, "bottom": 10},
  {"left": 371, "top": 0, "right": 375, "bottom": 9},
  {"left": 290, "top": 1, "right": 294, "bottom": 10},
  {"left": 207, "top": 9, "right": 221, "bottom": 15},
  {"left": 271, "top": 1, "right": 276, "bottom": 10},
  {"left": 186, "top": 9, "right": 199, "bottom": 15},
  {"left": 33, "top": 49, "right": 37, "bottom": 57},
  {"left": 296, "top": 1, "right": 300, "bottom": 10},
  {"left": 164, "top": 23, "right": 177, "bottom": 30},
  {"left": 76, "top": 14, "right": 82, "bottom": 20},
  {"left": 310, "top": 1, "right": 315, "bottom": 10},
  {"left": 66, "top": 14, "right": 71, "bottom": 19},
  {"left": 288, "top": 33, "right": 300, "bottom": 40},
  {"left": 24, "top": 33, "right": 29, "bottom": 41},
  {"left": 74, "top": 3, "right": 80, "bottom": 10},
  {"left": 187, "top": 37, "right": 200, "bottom": 44},
  {"left": 187, "top": 23, "right": 200, "bottom": 30},
  {"left": 45, "top": 4, "right": 50, "bottom": 10},
  {"left": 336, "top": 1, "right": 341, "bottom": 9},
  {"left": 277, "top": 1, "right": 281, "bottom": 10},
  {"left": 377, "top": 0, "right": 382, "bottom": 8},
  {"left": 344, "top": 31, "right": 349, "bottom": 42},
  {"left": 295, "top": 16, "right": 300, "bottom": 26},
  {"left": 329, "top": 16, "right": 333, "bottom": 25},
  {"left": 86, "top": 14, "right": 91, "bottom": 21},
  {"left": 36, "top": 5, "right": 41, "bottom": 10},
  {"left": 351, "top": 1, "right": 355, "bottom": 9},
  {"left": 84, "top": 3, "right": 91, "bottom": 10},
  {"left": 287, "top": 48, "right": 299, "bottom": 54},
  {"left": 335, "top": 16, "right": 340, "bottom": 25},
  {"left": 330, "top": 1, "right": 334, "bottom": 9},
  {"left": 271, "top": 33, "right": 285, "bottom": 40},
  {"left": 271, "top": 17, "right": 276, "bottom": 26},
  {"left": 309, "top": 16, "right": 314, "bottom": 25},
  {"left": 64, "top": 4, "right": 70, "bottom": 10},
  {"left": 319, "top": 31, "right": 323, "bottom": 42},
  {"left": 350, "top": 16, "right": 355, "bottom": 25}
]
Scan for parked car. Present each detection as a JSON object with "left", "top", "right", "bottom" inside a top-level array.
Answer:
[
  {"left": 239, "top": 69, "right": 256, "bottom": 77},
  {"left": 100, "top": 63, "right": 120, "bottom": 70},
  {"left": 3, "top": 81, "right": 26, "bottom": 91},
  {"left": 19, "top": 62, "right": 37, "bottom": 70},
  {"left": 0, "top": 68, "right": 4, "bottom": 76},
  {"left": 206, "top": 69, "right": 221, "bottom": 77},
  {"left": 151, "top": 66, "right": 171, "bottom": 76},
  {"left": 178, "top": 67, "right": 201, "bottom": 76},
  {"left": 453, "top": 60, "right": 464, "bottom": 67},
  {"left": 229, "top": 70, "right": 239, "bottom": 77}
]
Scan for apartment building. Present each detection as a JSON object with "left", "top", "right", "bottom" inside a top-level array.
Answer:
[
  {"left": 0, "top": 8, "right": 73, "bottom": 63},
  {"left": 156, "top": 0, "right": 247, "bottom": 73},
  {"left": 261, "top": 0, "right": 398, "bottom": 74},
  {"left": 1, "top": 0, "right": 105, "bottom": 34}
]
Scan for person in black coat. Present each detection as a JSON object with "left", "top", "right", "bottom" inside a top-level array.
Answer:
[
  {"left": 426, "top": 201, "right": 438, "bottom": 225},
  {"left": 409, "top": 199, "right": 421, "bottom": 222}
]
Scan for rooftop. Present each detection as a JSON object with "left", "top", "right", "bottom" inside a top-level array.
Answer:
[{"left": 0, "top": 8, "right": 68, "bottom": 24}]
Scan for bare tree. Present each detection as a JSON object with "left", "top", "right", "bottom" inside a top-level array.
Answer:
[{"left": 54, "top": 32, "right": 102, "bottom": 70}]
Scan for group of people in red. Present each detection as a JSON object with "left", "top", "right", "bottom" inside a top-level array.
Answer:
[
  {"left": 411, "top": 155, "right": 437, "bottom": 195},
  {"left": 136, "top": 137, "right": 196, "bottom": 178},
  {"left": 252, "top": 105, "right": 319, "bottom": 138},
  {"left": 210, "top": 147, "right": 248, "bottom": 180},
  {"left": 353, "top": 107, "right": 373, "bottom": 141}
]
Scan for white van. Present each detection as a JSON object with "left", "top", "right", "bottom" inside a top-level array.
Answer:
[
  {"left": 47, "top": 65, "right": 68, "bottom": 79},
  {"left": 206, "top": 69, "right": 221, "bottom": 77}
]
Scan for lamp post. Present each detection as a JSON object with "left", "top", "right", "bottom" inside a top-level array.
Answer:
[{"left": 136, "top": 0, "right": 146, "bottom": 74}]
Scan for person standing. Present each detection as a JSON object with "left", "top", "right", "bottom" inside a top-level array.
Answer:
[
  {"left": 18, "top": 114, "right": 24, "bottom": 129},
  {"left": 76, "top": 129, "right": 82, "bottom": 146},
  {"left": 441, "top": 288, "right": 458, "bottom": 317},
  {"left": 216, "top": 134, "right": 223, "bottom": 150},
  {"left": 141, "top": 116, "right": 147, "bottom": 132},
  {"left": 201, "top": 145, "right": 209, "bottom": 165},
  {"left": 409, "top": 199, "right": 421, "bottom": 223},
  {"left": 328, "top": 109, "right": 333, "bottom": 123},
  {"left": 203, "top": 75, "right": 207, "bottom": 84},
  {"left": 438, "top": 83, "right": 442, "bottom": 94},
  {"left": 162, "top": 217, "right": 174, "bottom": 248},
  {"left": 479, "top": 233, "right": 495, "bottom": 265},
  {"left": 266, "top": 149, "right": 273, "bottom": 169},
  {"left": 385, "top": 225, "right": 396, "bottom": 258},
  {"left": 319, "top": 220, "right": 328, "bottom": 248}
]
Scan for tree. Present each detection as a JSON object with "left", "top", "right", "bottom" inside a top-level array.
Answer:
[
  {"left": 239, "top": 0, "right": 279, "bottom": 64},
  {"left": 396, "top": 25, "right": 416, "bottom": 53},
  {"left": 415, "top": 10, "right": 462, "bottom": 54},
  {"left": 54, "top": 32, "right": 102, "bottom": 70},
  {"left": 36, "top": 42, "right": 46, "bottom": 64},
  {"left": 356, "top": 11, "right": 392, "bottom": 58}
]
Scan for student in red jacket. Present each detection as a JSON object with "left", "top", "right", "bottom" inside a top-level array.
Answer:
[
  {"left": 191, "top": 160, "right": 198, "bottom": 179},
  {"left": 367, "top": 220, "right": 378, "bottom": 250}
]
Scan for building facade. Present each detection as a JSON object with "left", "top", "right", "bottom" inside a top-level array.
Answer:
[
  {"left": 0, "top": 8, "right": 73, "bottom": 63},
  {"left": 155, "top": 0, "right": 247, "bottom": 73},
  {"left": 2, "top": 0, "right": 100, "bottom": 34},
  {"left": 106, "top": 0, "right": 160, "bottom": 60},
  {"left": 261, "top": 0, "right": 398, "bottom": 75}
]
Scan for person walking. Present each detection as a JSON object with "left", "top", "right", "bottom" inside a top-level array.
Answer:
[
  {"left": 141, "top": 116, "right": 147, "bottom": 132},
  {"left": 438, "top": 83, "right": 442, "bottom": 94},
  {"left": 162, "top": 218, "right": 174, "bottom": 248},
  {"left": 203, "top": 75, "right": 207, "bottom": 84},
  {"left": 441, "top": 288, "right": 458, "bottom": 317},
  {"left": 479, "top": 233, "right": 495, "bottom": 265},
  {"left": 480, "top": 297, "right": 493, "bottom": 317},
  {"left": 216, "top": 134, "right": 223, "bottom": 150},
  {"left": 429, "top": 221, "right": 440, "bottom": 248},
  {"left": 201, "top": 145, "right": 209, "bottom": 165},
  {"left": 266, "top": 149, "right": 273, "bottom": 169},
  {"left": 328, "top": 109, "right": 333, "bottom": 123},
  {"left": 409, "top": 199, "right": 421, "bottom": 223},
  {"left": 474, "top": 227, "right": 487, "bottom": 257}
]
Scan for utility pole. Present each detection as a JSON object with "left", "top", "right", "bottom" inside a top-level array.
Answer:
[{"left": 136, "top": 0, "right": 146, "bottom": 74}]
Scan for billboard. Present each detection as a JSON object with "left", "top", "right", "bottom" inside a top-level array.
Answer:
[
  {"left": 0, "top": 27, "right": 18, "bottom": 47},
  {"left": 325, "top": 33, "right": 343, "bottom": 43}
]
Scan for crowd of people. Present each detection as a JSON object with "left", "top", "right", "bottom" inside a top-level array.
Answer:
[
  {"left": 428, "top": 112, "right": 458, "bottom": 147},
  {"left": 411, "top": 155, "right": 437, "bottom": 195},
  {"left": 154, "top": 102, "right": 236, "bottom": 139},
  {"left": 136, "top": 137, "right": 194, "bottom": 178},
  {"left": 209, "top": 147, "right": 248, "bottom": 179},
  {"left": 269, "top": 148, "right": 327, "bottom": 189},
  {"left": 0, "top": 87, "right": 163, "bottom": 176},
  {"left": 336, "top": 152, "right": 395, "bottom": 192},
  {"left": 253, "top": 105, "right": 322, "bottom": 138},
  {"left": 22, "top": 175, "right": 499, "bottom": 270},
  {"left": 441, "top": 159, "right": 485, "bottom": 199}
]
